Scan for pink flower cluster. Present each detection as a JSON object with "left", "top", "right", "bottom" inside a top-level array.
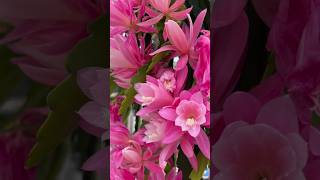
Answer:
[
  {"left": 213, "top": 0, "right": 320, "bottom": 179},
  {"left": 110, "top": 0, "right": 210, "bottom": 179}
]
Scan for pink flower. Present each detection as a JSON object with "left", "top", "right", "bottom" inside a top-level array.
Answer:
[
  {"left": 0, "top": 0, "right": 104, "bottom": 85},
  {"left": 110, "top": 33, "right": 150, "bottom": 88},
  {"left": 110, "top": 0, "right": 155, "bottom": 35},
  {"left": 140, "top": 0, "right": 192, "bottom": 27},
  {"left": 143, "top": 120, "right": 166, "bottom": 143},
  {"left": 77, "top": 67, "right": 107, "bottom": 137},
  {"left": 194, "top": 34, "right": 210, "bottom": 93},
  {"left": 159, "top": 70, "right": 176, "bottom": 92},
  {"left": 214, "top": 92, "right": 309, "bottom": 179},
  {"left": 175, "top": 99, "right": 206, "bottom": 137},
  {"left": 150, "top": 9, "right": 207, "bottom": 71},
  {"left": 134, "top": 76, "right": 174, "bottom": 115},
  {"left": 213, "top": 122, "right": 307, "bottom": 180}
]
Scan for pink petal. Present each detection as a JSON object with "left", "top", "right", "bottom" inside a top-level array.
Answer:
[
  {"left": 82, "top": 148, "right": 108, "bottom": 171},
  {"left": 169, "top": 8, "right": 192, "bottom": 21},
  {"left": 169, "top": 0, "right": 185, "bottom": 11},
  {"left": 160, "top": 143, "right": 178, "bottom": 163},
  {"left": 174, "top": 66, "right": 188, "bottom": 96},
  {"left": 162, "top": 125, "right": 183, "bottom": 144},
  {"left": 159, "top": 107, "right": 177, "bottom": 121},
  {"left": 214, "top": 13, "right": 249, "bottom": 107},
  {"left": 256, "top": 95, "right": 299, "bottom": 134},
  {"left": 165, "top": 20, "right": 189, "bottom": 53},
  {"left": 309, "top": 126, "right": 320, "bottom": 156},
  {"left": 174, "top": 55, "right": 188, "bottom": 71},
  {"left": 212, "top": 0, "right": 248, "bottom": 28},
  {"left": 188, "top": 155, "right": 198, "bottom": 171},
  {"left": 195, "top": 128, "right": 210, "bottom": 159},
  {"left": 191, "top": 9, "right": 207, "bottom": 44},
  {"left": 150, "top": 45, "right": 176, "bottom": 56},
  {"left": 180, "top": 139, "right": 194, "bottom": 158},
  {"left": 188, "top": 125, "right": 201, "bottom": 137},
  {"left": 252, "top": 0, "right": 281, "bottom": 27},
  {"left": 138, "top": 14, "right": 163, "bottom": 27},
  {"left": 223, "top": 92, "right": 261, "bottom": 125},
  {"left": 144, "top": 161, "right": 163, "bottom": 173}
]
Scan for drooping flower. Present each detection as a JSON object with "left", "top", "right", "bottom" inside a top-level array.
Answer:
[
  {"left": 150, "top": 9, "right": 207, "bottom": 71},
  {"left": 110, "top": 33, "right": 151, "bottom": 88}
]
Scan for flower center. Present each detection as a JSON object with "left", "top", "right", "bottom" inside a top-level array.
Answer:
[{"left": 186, "top": 117, "right": 195, "bottom": 126}]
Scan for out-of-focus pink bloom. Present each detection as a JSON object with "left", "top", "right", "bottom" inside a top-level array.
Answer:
[
  {"left": 214, "top": 92, "right": 309, "bottom": 179},
  {"left": 110, "top": 33, "right": 151, "bottom": 88},
  {"left": 140, "top": 0, "right": 192, "bottom": 27},
  {"left": 0, "top": 108, "right": 47, "bottom": 180},
  {"left": 110, "top": 0, "right": 155, "bottom": 35},
  {"left": 150, "top": 9, "right": 207, "bottom": 71},
  {"left": 134, "top": 76, "right": 174, "bottom": 115},
  {"left": 251, "top": 0, "right": 281, "bottom": 27},
  {"left": 194, "top": 34, "right": 210, "bottom": 93},
  {"left": 213, "top": 12, "right": 249, "bottom": 110},
  {"left": 77, "top": 67, "right": 107, "bottom": 137},
  {"left": 0, "top": 0, "right": 105, "bottom": 85}
]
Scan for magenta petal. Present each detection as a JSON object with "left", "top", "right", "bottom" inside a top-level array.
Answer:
[
  {"left": 223, "top": 92, "right": 261, "bottom": 125},
  {"left": 174, "top": 66, "right": 188, "bottom": 95},
  {"left": 256, "top": 95, "right": 299, "bottom": 134},
  {"left": 169, "top": 7, "right": 192, "bottom": 21},
  {"left": 138, "top": 14, "right": 163, "bottom": 27},
  {"left": 180, "top": 139, "right": 194, "bottom": 158},
  {"left": 188, "top": 155, "right": 198, "bottom": 171},
  {"left": 160, "top": 143, "right": 178, "bottom": 163},
  {"left": 214, "top": 13, "right": 249, "bottom": 107},
  {"left": 174, "top": 55, "right": 188, "bottom": 71},
  {"left": 150, "top": 45, "right": 175, "bottom": 56},
  {"left": 144, "top": 161, "right": 162, "bottom": 173},
  {"left": 195, "top": 128, "right": 210, "bottom": 159},
  {"left": 162, "top": 125, "right": 183, "bottom": 144},
  {"left": 159, "top": 107, "right": 177, "bottom": 121},
  {"left": 82, "top": 148, "right": 108, "bottom": 171},
  {"left": 251, "top": 0, "right": 280, "bottom": 27},
  {"left": 309, "top": 126, "right": 320, "bottom": 156},
  {"left": 212, "top": 0, "right": 247, "bottom": 28}
]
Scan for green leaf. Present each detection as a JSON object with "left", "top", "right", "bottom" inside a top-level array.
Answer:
[
  {"left": 189, "top": 152, "right": 209, "bottom": 180},
  {"left": 26, "top": 75, "right": 88, "bottom": 167},
  {"left": 146, "top": 52, "right": 168, "bottom": 73},
  {"left": 262, "top": 54, "right": 276, "bottom": 80},
  {"left": 119, "top": 65, "right": 147, "bottom": 119},
  {"left": 177, "top": 150, "right": 193, "bottom": 179},
  {"left": 312, "top": 112, "right": 320, "bottom": 126},
  {"left": 66, "top": 16, "right": 107, "bottom": 73}
]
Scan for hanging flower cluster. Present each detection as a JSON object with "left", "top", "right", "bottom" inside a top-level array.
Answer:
[{"left": 110, "top": 0, "right": 210, "bottom": 179}]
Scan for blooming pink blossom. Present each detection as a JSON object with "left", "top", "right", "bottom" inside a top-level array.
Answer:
[
  {"left": 110, "top": 0, "right": 155, "bottom": 35},
  {"left": 150, "top": 9, "right": 207, "bottom": 71},
  {"left": 134, "top": 76, "right": 174, "bottom": 115},
  {"left": 175, "top": 98, "right": 206, "bottom": 137},
  {"left": 214, "top": 92, "right": 310, "bottom": 179},
  {"left": 111, "top": 33, "right": 151, "bottom": 88},
  {"left": 140, "top": 0, "right": 192, "bottom": 27}
]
